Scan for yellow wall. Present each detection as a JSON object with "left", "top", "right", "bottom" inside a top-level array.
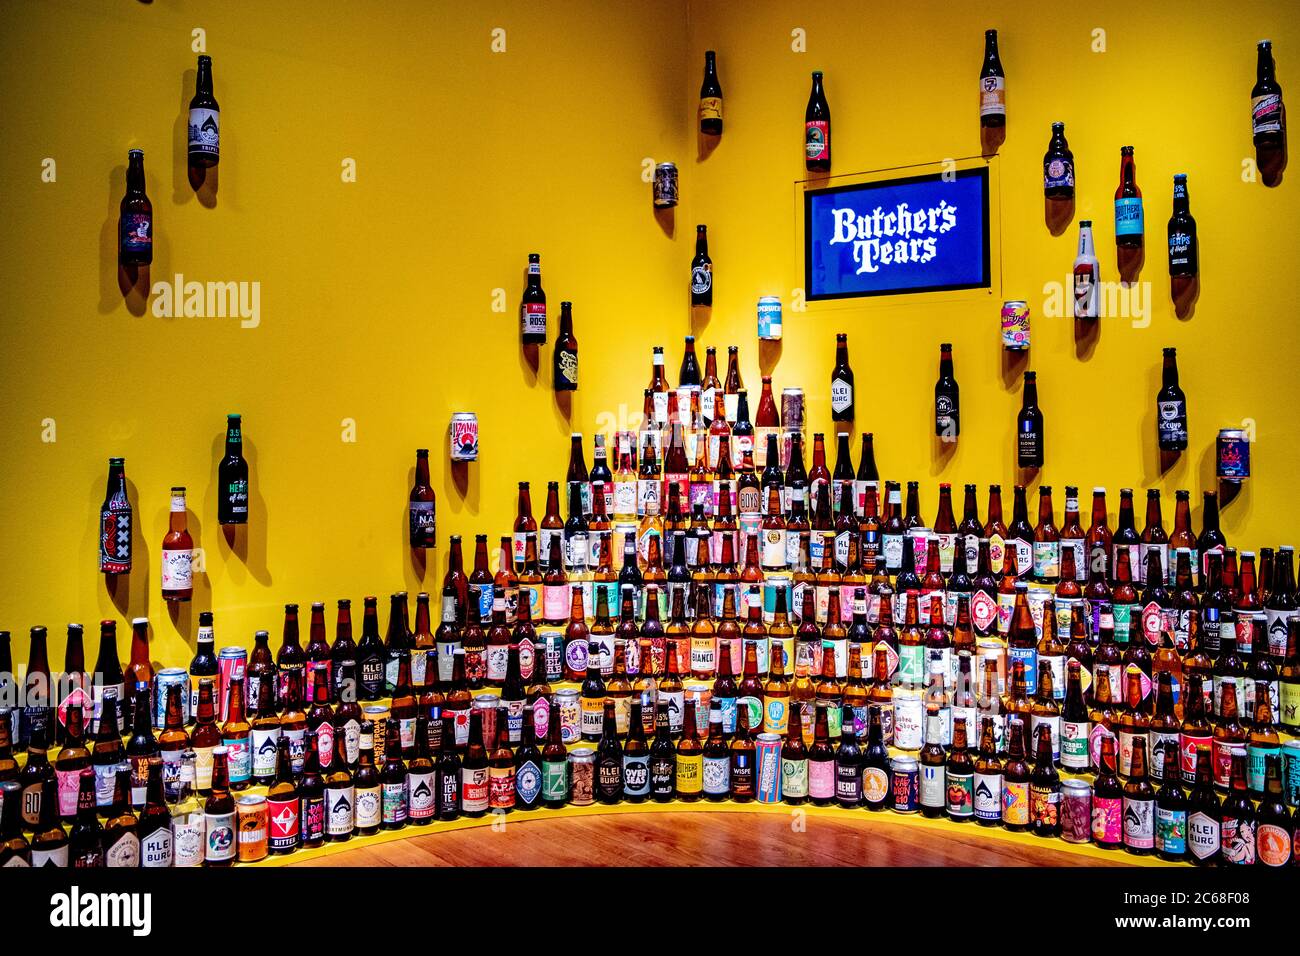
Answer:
[{"left": 1, "top": 0, "right": 1297, "bottom": 672}]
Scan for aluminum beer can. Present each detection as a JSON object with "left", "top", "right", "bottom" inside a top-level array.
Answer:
[
  {"left": 1001, "top": 300, "right": 1029, "bottom": 350},
  {"left": 755, "top": 733, "right": 783, "bottom": 803},
  {"left": 1216, "top": 428, "right": 1250, "bottom": 480},
  {"left": 568, "top": 747, "right": 596, "bottom": 806},
  {"left": 891, "top": 756, "right": 920, "bottom": 812},
  {"left": 535, "top": 628, "right": 565, "bottom": 683},
  {"left": 473, "top": 694, "right": 499, "bottom": 746},
  {"left": 216, "top": 647, "right": 246, "bottom": 723},
  {"left": 1060, "top": 779, "right": 1093, "bottom": 843},
  {"left": 757, "top": 296, "right": 783, "bottom": 340},
  {"left": 892, "top": 688, "right": 924, "bottom": 750},
  {"left": 653, "top": 163, "right": 678, "bottom": 208},
  {"left": 237, "top": 794, "right": 269, "bottom": 862},
  {"left": 450, "top": 412, "right": 479, "bottom": 462},
  {"left": 1282, "top": 740, "right": 1300, "bottom": 808},
  {"left": 780, "top": 388, "right": 804, "bottom": 432},
  {"left": 556, "top": 688, "right": 581, "bottom": 745},
  {"left": 154, "top": 668, "right": 189, "bottom": 729}
]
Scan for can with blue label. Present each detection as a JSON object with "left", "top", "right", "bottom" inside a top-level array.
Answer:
[
  {"left": 1216, "top": 429, "right": 1250, "bottom": 481},
  {"left": 756, "top": 733, "right": 783, "bottom": 803},
  {"left": 154, "top": 668, "right": 189, "bottom": 729},
  {"left": 1283, "top": 740, "right": 1300, "bottom": 808},
  {"left": 757, "top": 296, "right": 783, "bottom": 340},
  {"left": 891, "top": 756, "right": 920, "bottom": 812}
]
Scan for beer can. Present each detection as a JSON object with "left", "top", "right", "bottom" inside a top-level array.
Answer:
[
  {"left": 1060, "top": 779, "right": 1092, "bottom": 843},
  {"left": 1001, "top": 300, "right": 1029, "bottom": 350},
  {"left": 757, "top": 296, "right": 783, "bottom": 340},
  {"left": 780, "top": 388, "right": 804, "bottom": 432},
  {"left": 450, "top": 412, "right": 479, "bottom": 462},
  {"left": 1216, "top": 429, "right": 1250, "bottom": 480},
  {"left": 653, "top": 162, "right": 678, "bottom": 208},
  {"left": 976, "top": 639, "right": 1005, "bottom": 696},
  {"left": 568, "top": 747, "right": 596, "bottom": 806},
  {"left": 684, "top": 680, "right": 712, "bottom": 735},
  {"left": 237, "top": 794, "right": 269, "bottom": 862},
  {"left": 907, "top": 527, "right": 931, "bottom": 574},
  {"left": 217, "top": 647, "right": 246, "bottom": 723},
  {"left": 892, "top": 688, "right": 924, "bottom": 751},
  {"left": 154, "top": 668, "right": 189, "bottom": 730},
  {"left": 891, "top": 756, "right": 920, "bottom": 813},
  {"left": 473, "top": 694, "right": 499, "bottom": 746},
  {"left": 363, "top": 703, "right": 389, "bottom": 746},
  {"left": 1283, "top": 740, "right": 1300, "bottom": 808},
  {"left": 536, "top": 628, "right": 565, "bottom": 683},
  {"left": 755, "top": 733, "right": 783, "bottom": 803},
  {"left": 556, "top": 688, "right": 581, "bottom": 745}
]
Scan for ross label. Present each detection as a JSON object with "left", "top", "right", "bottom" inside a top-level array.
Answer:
[{"left": 521, "top": 302, "right": 547, "bottom": 337}]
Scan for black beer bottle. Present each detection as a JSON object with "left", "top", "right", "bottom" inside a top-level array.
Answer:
[
  {"left": 99, "top": 458, "right": 132, "bottom": 574},
  {"left": 830, "top": 333, "right": 854, "bottom": 422},
  {"left": 934, "top": 343, "right": 959, "bottom": 440},
  {"left": 804, "top": 71, "right": 831, "bottom": 172},
  {"left": 1251, "top": 40, "right": 1285, "bottom": 149},
  {"left": 553, "top": 301, "right": 578, "bottom": 391},
  {"left": 1042, "top": 122, "right": 1074, "bottom": 199},
  {"left": 187, "top": 54, "right": 220, "bottom": 167},
  {"left": 1016, "top": 371, "right": 1043, "bottom": 468},
  {"left": 1114, "top": 146, "right": 1143, "bottom": 249},
  {"left": 979, "top": 29, "right": 1006, "bottom": 128},
  {"left": 1167, "top": 175, "right": 1198, "bottom": 278},
  {"left": 690, "top": 225, "right": 713, "bottom": 307},
  {"left": 1155, "top": 348, "right": 1188, "bottom": 452},
  {"left": 217, "top": 414, "right": 248, "bottom": 525},
  {"left": 118, "top": 150, "right": 152, "bottom": 267},
  {"left": 699, "top": 50, "right": 723, "bottom": 136},
  {"left": 520, "top": 253, "right": 546, "bottom": 344}
]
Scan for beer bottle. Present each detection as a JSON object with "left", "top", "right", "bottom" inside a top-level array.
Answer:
[
  {"left": 297, "top": 736, "right": 325, "bottom": 849},
  {"left": 862, "top": 704, "right": 892, "bottom": 812},
  {"left": 203, "top": 747, "right": 236, "bottom": 865},
  {"left": 520, "top": 252, "right": 546, "bottom": 344},
  {"left": 187, "top": 54, "right": 220, "bottom": 166},
  {"left": 1251, "top": 40, "right": 1285, "bottom": 149},
  {"left": 702, "top": 699, "right": 732, "bottom": 802},
  {"left": 409, "top": 449, "right": 437, "bottom": 548},
  {"left": 118, "top": 149, "right": 152, "bottom": 266},
  {"left": 1030, "top": 667, "right": 1061, "bottom": 764},
  {"left": 459, "top": 710, "right": 489, "bottom": 817},
  {"left": 1148, "top": 672, "right": 1180, "bottom": 785},
  {"left": 30, "top": 776, "right": 68, "bottom": 866},
  {"left": 221, "top": 677, "right": 252, "bottom": 791},
  {"left": 553, "top": 301, "right": 579, "bottom": 391},
  {"left": 1155, "top": 348, "right": 1189, "bottom": 453},
  {"left": 804, "top": 71, "right": 831, "bottom": 171},
  {"left": 68, "top": 770, "right": 104, "bottom": 867},
  {"left": 669, "top": 699, "right": 701, "bottom": 802},
  {"left": 595, "top": 700, "right": 623, "bottom": 804},
  {"left": 324, "top": 729, "right": 357, "bottom": 840},
  {"left": 513, "top": 708, "right": 543, "bottom": 811},
  {"left": 267, "top": 737, "right": 301, "bottom": 852},
  {"left": 972, "top": 717, "right": 1004, "bottom": 827},
  {"left": 1043, "top": 121, "right": 1074, "bottom": 199},
  {"left": 1179, "top": 673, "right": 1213, "bottom": 785},
  {"left": 217, "top": 413, "right": 248, "bottom": 525},
  {"left": 1255, "top": 755, "right": 1293, "bottom": 867},
  {"left": 978, "top": 29, "right": 1006, "bottom": 128},
  {"left": 541, "top": 701, "right": 568, "bottom": 809},
  {"left": 334, "top": 663, "right": 362, "bottom": 768},
  {"left": 729, "top": 706, "right": 756, "bottom": 802},
  {"left": 125, "top": 685, "right": 156, "bottom": 808},
  {"left": 0, "top": 780, "right": 28, "bottom": 865},
  {"left": 1002, "top": 719, "right": 1031, "bottom": 831},
  {"left": 103, "top": 767, "right": 138, "bottom": 867},
  {"left": 406, "top": 715, "right": 436, "bottom": 825},
  {"left": 1281, "top": 619, "right": 1300, "bottom": 735},
  {"left": 946, "top": 717, "right": 975, "bottom": 822},
  {"left": 443, "top": 653, "right": 472, "bottom": 749},
  {"left": 648, "top": 701, "right": 676, "bottom": 802},
  {"left": 830, "top": 333, "right": 854, "bottom": 422},
  {"left": 138, "top": 757, "right": 172, "bottom": 867},
  {"left": 699, "top": 50, "right": 723, "bottom": 135},
  {"left": 99, "top": 458, "right": 132, "bottom": 574},
  {"left": 486, "top": 713, "right": 515, "bottom": 816},
  {"left": 1167, "top": 174, "right": 1198, "bottom": 278},
  {"left": 189, "top": 679, "right": 222, "bottom": 795},
  {"left": 248, "top": 628, "right": 278, "bottom": 718},
  {"left": 622, "top": 700, "right": 650, "bottom": 803},
  {"left": 1032, "top": 486, "right": 1060, "bottom": 583},
  {"left": 277, "top": 603, "right": 307, "bottom": 710},
  {"left": 832, "top": 702, "right": 863, "bottom": 808},
  {"left": 354, "top": 722, "right": 383, "bottom": 834},
  {"left": 91, "top": 697, "right": 123, "bottom": 813},
  {"left": 1247, "top": 680, "right": 1280, "bottom": 795},
  {"left": 355, "top": 597, "right": 386, "bottom": 701},
  {"left": 1073, "top": 221, "right": 1100, "bottom": 319},
  {"left": 160, "top": 487, "right": 194, "bottom": 601},
  {"left": 580, "top": 639, "right": 606, "bottom": 743},
  {"left": 1186, "top": 746, "right": 1221, "bottom": 865},
  {"left": 780, "top": 700, "right": 808, "bottom": 805},
  {"left": 1092, "top": 736, "right": 1124, "bottom": 848},
  {"left": 1212, "top": 682, "right": 1246, "bottom": 790},
  {"left": 169, "top": 751, "right": 204, "bottom": 866},
  {"left": 18, "top": 726, "right": 54, "bottom": 831},
  {"left": 1220, "top": 749, "right": 1256, "bottom": 865},
  {"left": 1122, "top": 737, "right": 1156, "bottom": 854},
  {"left": 1155, "top": 744, "right": 1187, "bottom": 862},
  {"left": 437, "top": 714, "right": 462, "bottom": 820},
  {"left": 1114, "top": 146, "right": 1144, "bottom": 249},
  {"left": 690, "top": 224, "right": 713, "bottom": 306},
  {"left": 190, "top": 614, "right": 219, "bottom": 722},
  {"left": 1028, "top": 723, "right": 1061, "bottom": 838},
  {"left": 1016, "top": 371, "right": 1043, "bottom": 468},
  {"left": 1117, "top": 668, "right": 1150, "bottom": 778},
  {"left": 934, "top": 343, "right": 959, "bottom": 440},
  {"left": 918, "top": 707, "right": 946, "bottom": 818}
]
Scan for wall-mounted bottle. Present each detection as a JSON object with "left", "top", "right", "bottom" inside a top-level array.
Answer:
[
  {"left": 1072, "top": 221, "right": 1100, "bottom": 319},
  {"left": 804, "top": 71, "right": 831, "bottom": 172},
  {"left": 1251, "top": 40, "right": 1285, "bottom": 149},
  {"left": 934, "top": 343, "right": 959, "bottom": 440},
  {"left": 1156, "top": 348, "right": 1189, "bottom": 452},
  {"left": 1114, "top": 146, "right": 1143, "bottom": 249},
  {"left": 217, "top": 414, "right": 248, "bottom": 525},
  {"left": 699, "top": 50, "right": 723, "bottom": 136},
  {"left": 1043, "top": 122, "right": 1073, "bottom": 198},
  {"left": 979, "top": 29, "right": 1006, "bottom": 128},
  {"left": 1016, "top": 372, "right": 1043, "bottom": 468},
  {"left": 520, "top": 253, "right": 546, "bottom": 345},
  {"left": 187, "top": 54, "right": 220, "bottom": 167},
  {"left": 161, "top": 488, "right": 194, "bottom": 602},
  {"left": 1167, "top": 175, "right": 1198, "bottom": 278},
  {"left": 553, "top": 301, "right": 578, "bottom": 391},
  {"left": 409, "top": 449, "right": 436, "bottom": 548},
  {"left": 830, "top": 333, "right": 854, "bottom": 423},
  {"left": 99, "top": 458, "right": 132, "bottom": 574},
  {"left": 118, "top": 150, "right": 152, "bottom": 267},
  {"left": 690, "top": 226, "right": 712, "bottom": 307}
]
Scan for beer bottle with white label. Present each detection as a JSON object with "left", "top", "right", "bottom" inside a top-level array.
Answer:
[
  {"left": 1156, "top": 348, "right": 1188, "bottom": 452},
  {"left": 187, "top": 55, "right": 220, "bottom": 167},
  {"left": 1016, "top": 372, "right": 1043, "bottom": 468},
  {"left": 830, "top": 333, "right": 854, "bottom": 422},
  {"left": 934, "top": 343, "right": 959, "bottom": 439},
  {"left": 520, "top": 253, "right": 546, "bottom": 344},
  {"left": 160, "top": 487, "right": 194, "bottom": 602},
  {"left": 1073, "top": 221, "right": 1100, "bottom": 318},
  {"left": 979, "top": 29, "right": 1006, "bottom": 128},
  {"left": 804, "top": 71, "right": 831, "bottom": 172},
  {"left": 691, "top": 226, "right": 713, "bottom": 306}
]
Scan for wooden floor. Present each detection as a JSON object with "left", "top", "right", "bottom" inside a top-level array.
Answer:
[{"left": 287, "top": 811, "right": 1136, "bottom": 867}]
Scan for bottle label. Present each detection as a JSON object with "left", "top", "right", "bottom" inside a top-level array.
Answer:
[
  {"left": 141, "top": 828, "right": 173, "bottom": 868},
  {"left": 521, "top": 302, "right": 547, "bottom": 337},
  {"left": 223, "top": 735, "right": 252, "bottom": 782},
  {"left": 409, "top": 500, "right": 435, "bottom": 541},
  {"left": 1002, "top": 779, "right": 1029, "bottom": 826},
  {"left": 268, "top": 795, "right": 301, "bottom": 849},
  {"left": 120, "top": 213, "right": 152, "bottom": 253},
  {"left": 1092, "top": 795, "right": 1122, "bottom": 844},
  {"left": 161, "top": 548, "right": 193, "bottom": 591},
  {"left": 1252, "top": 93, "right": 1283, "bottom": 134},
  {"left": 699, "top": 96, "right": 722, "bottom": 121},
  {"left": 1074, "top": 263, "right": 1099, "bottom": 318},
  {"left": 805, "top": 120, "right": 829, "bottom": 160},
  {"left": 382, "top": 781, "right": 409, "bottom": 824},
  {"left": 830, "top": 378, "right": 852, "bottom": 414},
  {"left": 100, "top": 504, "right": 132, "bottom": 572},
  {"left": 1187, "top": 810, "right": 1219, "bottom": 860},
  {"left": 702, "top": 755, "right": 731, "bottom": 795},
  {"left": 461, "top": 767, "right": 489, "bottom": 812},
  {"left": 204, "top": 810, "right": 236, "bottom": 861},
  {"left": 1221, "top": 816, "right": 1256, "bottom": 865},
  {"left": 1156, "top": 806, "right": 1187, "bottom": 856},
  {"left": 1257, "top": 824, "right": 1291, "bottom": 867},
  {"left": 691, "top": 263, "right": 712, "bottom": 295},
  {"left": 1061, "top": 719, "right": 1090, "bottom": 769},
  {"left": 188, "top": 107, "right": 220, "bottom": 156},
  {"left": 1114, "top": 197, "right": 1144, "bottom": 237},
  {"left": 946, "top": 770, "right": 974, "bottom": 817},
  {"left": 979, "top": 76, "right": 1006, "bottom": 117},
  {"left": 1157, "top": 401, "right": 1188, "bottom": 447},
  {"left": 356, "top": 785, "right": 381, "bottom": 825},
  {"left": 1044, "top": 157, "right": 1074, "bottom": 190},
  {"left": 676, "top": 753, "right": 702, "bottom": 794},
  {"left": 973, "top": 771, "right": 1002, "bottom": 820},
  {"left": 807, "top": 758, "right": 835, "bottom": 799},
  {"left": 1032, "top": 541, "right": 1059, "bottom": 579}
]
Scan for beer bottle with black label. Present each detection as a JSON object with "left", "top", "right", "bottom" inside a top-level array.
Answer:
[
  {"left": 699, "top": 51, "right": 723, "bottom": 136},
  {"left": 1167, "top": 175, "right": 1198, "bottom": 277},
  {"left": 553, "top": 301, "right": 578, "bottom": 392},
  {"left": 118, "top": 150, "right": 152, "bottom": 266},
  {"left": 218, "top": 414, "right": 248, "bottom": 525},
  {"left": 1252, "top": 40, "right": 1285, "bottom": 149},
  {"left": 1043, "top": 122, "right": 1074, "bottom": 199}
]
